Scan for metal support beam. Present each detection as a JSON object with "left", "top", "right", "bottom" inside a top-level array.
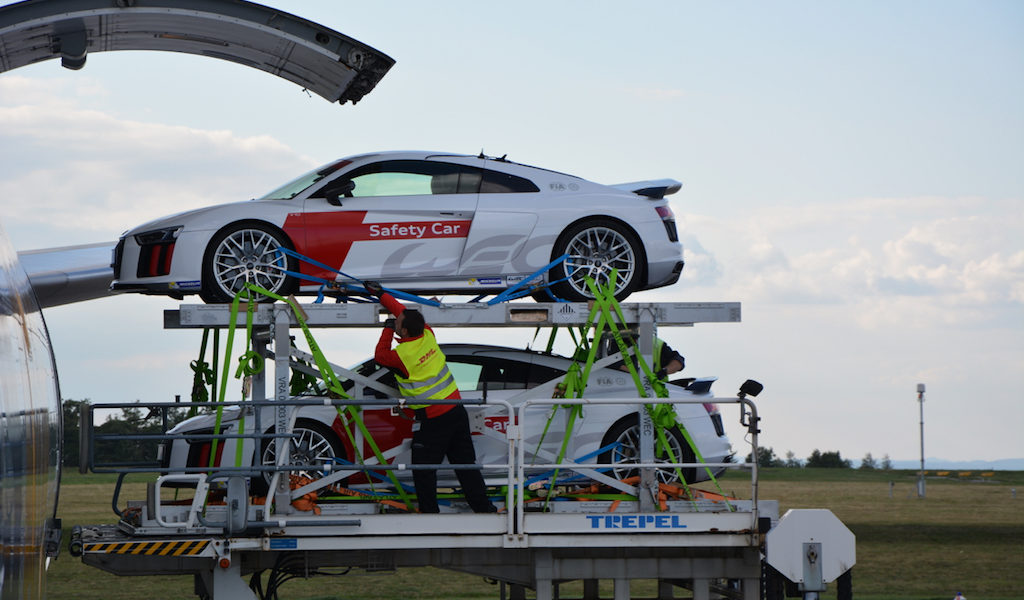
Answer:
[
  {"left": 197, "top": 562, "right": 257, "bottom": 600},
  {"left": 167, "top": 301, "right": 741, "bottom": 329},
  {"left": 614, "top": 578, "right": 630, "bottom": 600},
  {"left": 636, "top": 316, "right": 658, "bottom": 512},
  {"left": 693, "top": 579, "right": 710, "bottom": 600},
  {"left": 272, "top": 306, "right": 293, "bottom": 512}
]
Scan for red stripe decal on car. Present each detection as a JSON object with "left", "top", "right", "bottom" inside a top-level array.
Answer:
[{"left": 282, "top": 211, "right": 472, "bottom": 280}]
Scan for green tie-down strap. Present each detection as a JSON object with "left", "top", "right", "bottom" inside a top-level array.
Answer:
[
  {"left": 189, "top": 328, "right": 215, "bottom": 412},
  {"left": 579, "top": 276, "right": 699, "bottom": 505},
  {"left": 208, "top": 290, "right": 253, "bottom": 468},
  {"left": 583, "top": 275, "right": 733, "bottom": 509},
  {"left": 240, "top": 283, "right": 414, "bottom": 510}
]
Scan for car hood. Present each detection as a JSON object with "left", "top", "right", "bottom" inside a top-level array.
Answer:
[
  {"left": 123, "top": 199, "right": 289, "bottom": 236},
  {"left": 169, "top": 408, "right": 243, "bottom": 433}
]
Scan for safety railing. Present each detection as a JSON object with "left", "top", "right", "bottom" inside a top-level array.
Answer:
[
  {"left": 80, "top": 396, "right": 517, "bottom": 530},
  {"left": 514, "top": 394, "right": 763, "bottom": 534},
  {"left": 80, "top": 391, "right": 761, "bottom": 537}
]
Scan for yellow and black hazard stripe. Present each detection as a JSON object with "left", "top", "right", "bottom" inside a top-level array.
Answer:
[{"left": 83, "top": 540, "right": 211, "bottom": 556}]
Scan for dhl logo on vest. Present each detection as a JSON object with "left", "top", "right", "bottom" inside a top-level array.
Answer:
[{"left": 417, "top": 347, "right": 437, "bottom": 365}]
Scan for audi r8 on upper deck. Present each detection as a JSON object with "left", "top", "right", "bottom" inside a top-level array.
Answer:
[{"left": 111, "top": 152, "right": 684, "bottom": 302}]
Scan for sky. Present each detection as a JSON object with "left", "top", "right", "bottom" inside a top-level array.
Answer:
[{"left": 1, "top": 1, "right": 1021, "bottom": 466}]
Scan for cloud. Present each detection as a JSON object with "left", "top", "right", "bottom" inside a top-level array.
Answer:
[
  {"left": 677, "top": 231, "right": 723, "bottom": 286},
  {"left": 0, "top": 76, "right": 317, "bottom": 247},
  {"left": 678, "top": 195, "right": 1024, "bottom": 328}
]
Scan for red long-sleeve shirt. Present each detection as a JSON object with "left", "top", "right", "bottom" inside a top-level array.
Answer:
[{"left": 373, "top": 292, "right": 413, "bottom": 377}]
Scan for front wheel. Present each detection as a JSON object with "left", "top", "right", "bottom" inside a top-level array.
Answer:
[
  {"left": 545, "top": 219, "right": 644, "bottom": 301},
  {"left": 252, "top": 419, "right": 346, "bottom": 496},
  {"left": 598, "top": 414, "right": 695, "bottom": 485},
  {"left": 200, "top": 222, "right": 296, "bottom": 303}
]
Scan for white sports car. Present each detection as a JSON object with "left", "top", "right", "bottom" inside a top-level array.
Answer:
[
  {"left": 160, "top": 344, "right": 732, "bottom": 495},
  {"left": 112, "top": 151, "right": 684, "bottom": 302}
]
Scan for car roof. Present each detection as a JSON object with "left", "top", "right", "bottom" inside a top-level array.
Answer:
[
  {"left": 439, "top": 343, "right": 569, "bottom": 361},
  {"left": 337, "top": 151, "right": 588, "bottom": 183}
]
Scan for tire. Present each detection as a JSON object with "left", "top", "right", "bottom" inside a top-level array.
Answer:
[
  {"left": 200, "top": 222, "right": 296, "bottom": 303},
  {"left": 251, "top": 419, "right": 346, "bottom": 496},
  {"left": 598, "top": 414, "right": 695, "bottom": 485},
  {"left": 545, "top": 219, "right": 644, "bottom": 301}
]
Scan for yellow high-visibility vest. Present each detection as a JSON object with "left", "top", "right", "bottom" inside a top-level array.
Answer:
[{"left": 394, "top": 329, "right": 458, "bottom": 408}]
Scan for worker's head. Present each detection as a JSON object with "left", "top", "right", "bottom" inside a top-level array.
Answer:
[{"left": 398, "top": 309, "right": 425, "bottom": 337}]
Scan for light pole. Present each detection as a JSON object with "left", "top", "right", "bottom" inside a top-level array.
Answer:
[{"left": 917, "top": 383, "right": 926, "bottom": 498}]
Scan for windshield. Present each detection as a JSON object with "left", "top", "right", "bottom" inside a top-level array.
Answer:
[{"left": 259, "top": 159, "right": 351, "bottom": 200}]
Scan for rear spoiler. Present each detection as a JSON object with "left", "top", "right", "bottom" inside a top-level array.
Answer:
[{"left": 609, "top": 178, "right": 682, "bottom": 199}]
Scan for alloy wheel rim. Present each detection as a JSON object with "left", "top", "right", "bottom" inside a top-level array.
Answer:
[
  {"left": 261, "top": 427, "right": 337, "bottom": 483},
  {"left": 564, "top": 227, "right": 635, "bottom": 297},
  {"left": 609, "top": 425, "right": 686, "bottom": 484},
  {"left": 213, "top": 229, "right": 287, "bottom": 296}
]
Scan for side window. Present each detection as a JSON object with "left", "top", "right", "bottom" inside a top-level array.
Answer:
[
  {"left": 351, "top": 360, "right": 397, "bottom": 399},
  {"left": 351, "top": 170, "right": 433, "bottom": 197},
  {"left": 526, "top": 363, "right": 564, "bottom": 387},
  {"left": 316, "top": 160, "right": 480, "bottom": 198},
  {"left": 480, "top": 169, "right": 540, "bottom": 193},
  {"left": 447, "top": 356, "right": 533, "bottom": 391},
  {"left": 456, "top": 168, "right": 482, "bottom": 194},
  {"left": 493, "top": 359, "right": 531, "bottom": 390},
  {"left": 449, "top": 361, "right": 484, "bottom": 392}
]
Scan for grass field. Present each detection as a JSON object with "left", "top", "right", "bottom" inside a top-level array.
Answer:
[{"left": 48, "top": 469, "right": 1024, "bottom": 599}]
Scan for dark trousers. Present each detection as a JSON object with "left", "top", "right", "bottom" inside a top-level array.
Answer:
[{"left": 411, "top": 405, "right": 496, "bottom": 513}]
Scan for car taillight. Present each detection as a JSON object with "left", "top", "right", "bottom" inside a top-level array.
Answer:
[
  {"left": 655, "top": 205, "right": 679, "bottom": 242},
  {"left": 195, "top": 440, "right": 226, "bottom": 468},
  {"left": 185, "top": 429, "right": 227, "bottom": 468},
  {"left": 703, "top": 403, "right": 726, "bottom": 437}
]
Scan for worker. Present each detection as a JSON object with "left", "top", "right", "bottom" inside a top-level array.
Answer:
[
  {"left": 365, "top": 281, "right": 496, "bottom": 514},
  {"left": 609, "top": 332, "right": 685, "bottom": 380}
]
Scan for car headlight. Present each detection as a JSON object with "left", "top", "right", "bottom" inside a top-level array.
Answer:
[{"left": 134, "top": 226, "right": 183, "bottom": 245}]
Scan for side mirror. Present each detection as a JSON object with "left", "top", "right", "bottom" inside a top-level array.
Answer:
[
  {"left": 323, "top": 180, "right": 355, "bottom": 205},
  {"left": 739, "top": 379, "right": 763, "bottom": 398}
]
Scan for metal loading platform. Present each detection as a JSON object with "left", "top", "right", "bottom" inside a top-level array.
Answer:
[{"left": 72, "top": 299, "right": 853, "bottom": 600}]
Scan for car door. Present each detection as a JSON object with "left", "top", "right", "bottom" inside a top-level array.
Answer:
[
  {"left": 442, "top": 356, "right": 512, "bottom": 474},
  {"left": 295, "top": 159, "right": 479, "bottom": 282},
  {"left": 447, "top": 351, "right": 569, "bottom": 475},
  {"left": 458, "top": 167, "right": 543, "bottom": 277}
]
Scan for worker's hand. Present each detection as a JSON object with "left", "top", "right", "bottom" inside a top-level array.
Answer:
[
  {"left": 383, "top": 318, "right": 396, "bottom": 330},
  {"left": 363, "top": 281, "right": 383, "bottom": 296},
  {"left": 655, "top": 368, "right": 668, "bottom": 380}
]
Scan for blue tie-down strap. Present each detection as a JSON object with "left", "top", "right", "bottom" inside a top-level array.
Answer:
[
  {"left": 486, "top": 254, "right": 571, "bottom": 304},
  {"left": 523, "top": 441, "right": 618, "bottom": 488},
  {"left": 328, "top": 457, "right": 417, "bottom": 493},
  {"left": 271, "top": 268, "right": 364, "bottom": 305},
  {"left": 276, "top": 247, "right": 441, "bottom": 307}
]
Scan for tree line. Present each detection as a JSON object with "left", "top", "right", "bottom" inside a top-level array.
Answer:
[
  {"left": 62, "top": 399, "right": 192, "bottom": 468},
  {"left": 63, "top": 398, "right": 891, "bottom": 472},
  {"left": 745, "top": 446, "right": 893, "bottom": 469}
]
